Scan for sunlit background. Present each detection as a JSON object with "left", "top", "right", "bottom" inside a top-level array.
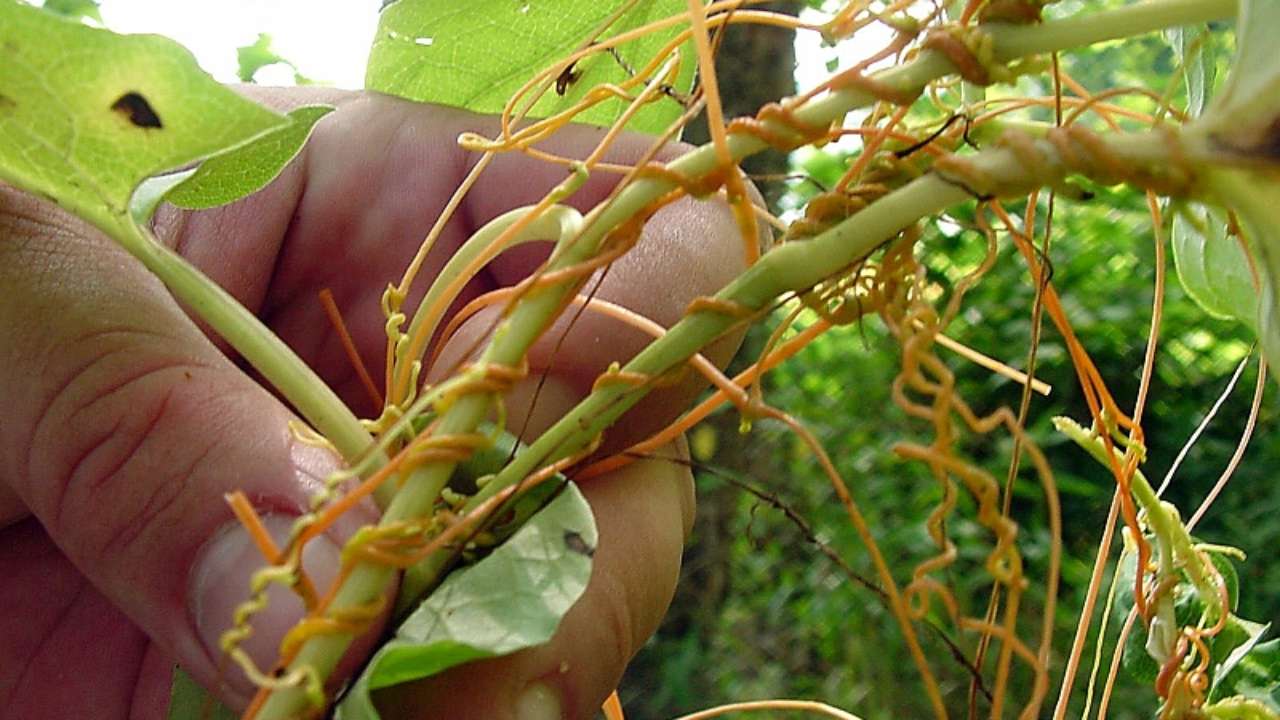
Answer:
[
  {"left": 98, "top": 1, "right": 380, "bottom": 89},
  {"left": 93, "top": 1, "right": 881, "bottom": 117}
]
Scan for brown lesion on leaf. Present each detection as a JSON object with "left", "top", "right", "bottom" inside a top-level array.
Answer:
[
  {"left": 563, "top": 529, "right": 595, "bottom": 558},
  {"left": 111, "top": 91, "right": 162, "bottom": 129},
  {"left": 0, "top": 93, "right": 14, "bottom": 112}
]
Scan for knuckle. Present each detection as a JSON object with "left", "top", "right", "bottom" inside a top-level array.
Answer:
[{"left": 22, "top": 328, "right": 218, "bottom": 552}]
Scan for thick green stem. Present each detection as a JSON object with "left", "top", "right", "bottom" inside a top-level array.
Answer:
[
  {"left": 1054, "top": 418, "right": 1222, "bottom": 615},
  {"left": 111, "top": 219, "right": 373, "bottom": 462}
]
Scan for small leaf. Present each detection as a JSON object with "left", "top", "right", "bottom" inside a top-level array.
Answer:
[
  {"left": 1171, "top": 202, "right": 1258, "bottom": 326},
  {"left": 0, "top": 0, "right": 288, "bottom": 230},
  {"left": 1214, "top": 620, "right": 1272, "bottom": 695},
  {"left": 236, "top": 32, "right": 313, "bottom": 85},
  {"left": 336, "top": 483, "right": 598, "bottom": 719},
  {"left": 1205, "top": 548, "right": 1242, "bottom": 614},
  {"left": 165, "top": 104, "right": 334, "bottom": 210},
  {"left": 167, "top": 667, "right": 237, "bottom": 720},
  {"left": 1203, "top": 169, "right": 1280, "bottom": 385},
  {"left": 40, "top": 0, "right": 100, "bottom": 23},
  {"left": 1164, "top": 24, "right": 1218, "bottom": 117},
  {"left": 366, "top": 0, "right": 694, "bottom": 136},
  {"left": 1210, "top": 629, "right": 1280, "bottom": 712}
]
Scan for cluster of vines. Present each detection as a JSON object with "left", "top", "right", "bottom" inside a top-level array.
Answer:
[{"left": 118, "top": 0, "right": 1267, "bottom": 718}]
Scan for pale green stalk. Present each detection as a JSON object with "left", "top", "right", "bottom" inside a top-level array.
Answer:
[
  {"left": 109, "top": 219, "right": 373, "bottom": 462},
  {"left": 254, "top": 0, "right": 1238, "bottom": 714},
  {"left": 1054, "top": 418, "right": 1222, "bottom": 614}
]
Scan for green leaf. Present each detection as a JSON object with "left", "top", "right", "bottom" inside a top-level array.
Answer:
[
  {"left": 236, "top": 32, "right": 313, "bottom": 85},
  {"left": 336, "top": 482, "right": 598, "bottom": 719},
  {"left": 40, "top": 0, "right": 100, "bottom": 23},
  {"left": 1203, "top": 169, "right": 1280, "bottom": 386},
  {"left": 1112, "top": 546, "right": 1247, "bottom": 683},
  {"left": 1164, "top": 24, "right": 1217, "bottom": 117},
  {"left": 1206, "top": 547, "right": 1242, "bottom": 615},
  {"left": 1172, "top": 202, "right": 1258, "bottom": 326},
  {"left": 1205, "top": 697, "right": 1280, "bottom": 720},
  {"left": 1210, "top": 628, "right": 1280, "bottom": 712},
  {"left": 1215, "top": 620, "right": 1272, "bottom": 695},
  {"left": 165, "top": 104, "right": 333, "bottom": 210},
  {"left": 1198, "top": 0, "right": 1280, "bottom": 158},
  {"left": 0, "top": 0, "right": 288, "bottom": 230},
  {"left": 366, "top": 0, "right": 694, "bottom": 136},
  {"left": 167, "top": 667, "right": 237, "bottom": 720}
]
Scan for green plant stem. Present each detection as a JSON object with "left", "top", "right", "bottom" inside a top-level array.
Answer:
[
  {"left": 110, "top": 218, "right": 374, "bottom": 463},
  {"left": 989, "top": 0, "right": 1235, "bottom": 62},
  {"left": 394, "top": 203, "right": 584, "bottom": 376},
  {"left": 1054, "top": 418, "right": 1222, "bottom": 616},
  {"left": 253, "top": 1, "right": 1239, "bottom": 714}
]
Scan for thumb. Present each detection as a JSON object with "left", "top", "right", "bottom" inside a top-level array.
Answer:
[{"left": 0, "top": 186, "right": 378, "bottom": 707}]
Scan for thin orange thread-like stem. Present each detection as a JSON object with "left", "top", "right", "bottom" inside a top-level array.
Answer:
[
  {"left": 836, "top": 103, "right": 911, "bottom": 192},
  {"left": 686, "top": 0, "right": 761, "bottom": 265},
  {"left": 577, "top": 317, "right": 833, "bottom": 480},
  {"left": 602, "top": 691, "right": 626, "bottom": 720},
  {"left": 318, "top": 288, "right": 383, "bottom": 410},
  {"left": 225, "top": 492, "right": 321, "bottom": 614}
]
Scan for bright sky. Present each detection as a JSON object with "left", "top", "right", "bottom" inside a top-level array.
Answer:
[
  {"left": 95, "top": 2, "right": 868, "bottom": 95},
  {"left": 95, "top": 0, "right": 883, "bottom": 162},
  {"left": 98, "top": 1, "right": 381, "bottom": 89},
  {"left": 89, "top": 1, "right": 895, "bottom": 224}
]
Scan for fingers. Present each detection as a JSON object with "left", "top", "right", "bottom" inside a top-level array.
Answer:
[
  {"left": 232, "top": 92, "right": 753, "bottom": 420},
  {"left": 0, "top": 186, "right": 380, "bottom": 709},
  {"left": 0, "top": 519, "right": 148, "bottom": 718},
  {"left": 374, "top": 439, "right": 694, "bottom": 720}
]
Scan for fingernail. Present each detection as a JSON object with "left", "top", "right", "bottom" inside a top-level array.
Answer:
[
  {"left": 515, "top": 682, "right": 563, "bottom": 720},
  {"left": 191, "top": 514, "right": 341, "bottom": 694}
]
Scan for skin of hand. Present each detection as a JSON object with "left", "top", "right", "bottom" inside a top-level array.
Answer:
[{"left": 0, "top": 87, "right": 746, "bottom": 719}]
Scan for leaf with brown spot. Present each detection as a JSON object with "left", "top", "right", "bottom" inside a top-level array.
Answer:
[{"left": 0, "top": 0, "right": 287, "bottom": 230}]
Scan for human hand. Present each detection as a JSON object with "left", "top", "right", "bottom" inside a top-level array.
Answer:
[{"left": 0, "top": 88, "right": 745, "bottom": 719}]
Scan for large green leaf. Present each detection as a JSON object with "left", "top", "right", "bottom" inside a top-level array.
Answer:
[
  {"left": 336, "top": 482, "right": 598, "bottom": 719},
  {"left": 366, "top": 0, "right": 694, "bottom": 136},
  {"left": 0, "top": 0, "right": 287, "bottom": 229},
  {"left": 1171, "top": 203, "right": 1258, "bottom": 327}
]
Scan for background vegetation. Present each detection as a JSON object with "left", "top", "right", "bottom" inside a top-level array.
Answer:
[{"left": 622, "top": 8, "right": 1277, "bottom": 719}]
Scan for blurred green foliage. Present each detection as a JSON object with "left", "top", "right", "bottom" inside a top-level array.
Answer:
[{"left": 623, "top": 7, "right": 1276, "bottom": 720}]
